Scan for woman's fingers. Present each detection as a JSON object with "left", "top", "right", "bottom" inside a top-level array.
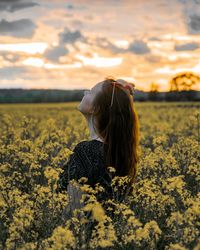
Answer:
[{"left": 116, "top": 79, "right": 136, "bottom": 95}]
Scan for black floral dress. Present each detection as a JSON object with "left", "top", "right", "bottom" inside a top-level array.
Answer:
[{"left": 56, "top": 139, "right": 113, "bottom": 202}]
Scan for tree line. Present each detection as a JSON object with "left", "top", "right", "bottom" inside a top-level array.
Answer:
[{"left": 0, "top": 71, "right": 199, "bottom": 103}]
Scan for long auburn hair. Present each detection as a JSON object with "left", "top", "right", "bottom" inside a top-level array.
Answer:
[{"left": 91, "top": 76, "right": 140, "bottom": 195}]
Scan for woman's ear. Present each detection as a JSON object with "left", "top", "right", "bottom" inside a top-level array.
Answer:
[{"left": 90, "top": 106, "right": 100, "bottom": 114}]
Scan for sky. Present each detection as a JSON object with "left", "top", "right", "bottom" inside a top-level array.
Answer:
[{"left": 0, "top": 0, "right": 200, "bottom": 92}]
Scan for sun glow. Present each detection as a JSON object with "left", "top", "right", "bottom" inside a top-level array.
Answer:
[
  {"left": 168, "top": 53, "right": 191, "bottom": 61},
  {"left": 155, "top": 63, "right": 200, "bottom": 75},
  {"left": 117, "top": 76, "right": 136, "bottom": 83},
  {"left": 23, "top": 57, "right": 44, "bottom": 67},
  {"left": 44, "top": 62, "right": 82, "bottom": 69},
  {"left": 0, "top": 42, "right": 48, "bottom": 54},
  {"left": 113, "top": 40, "right": 129, "bottom": 49},
  {"left": 75, "top": 53, "right": 123, "bottom": 67},
  {"left": 22, "top": 57, "right": 82, "bottom": 69}
]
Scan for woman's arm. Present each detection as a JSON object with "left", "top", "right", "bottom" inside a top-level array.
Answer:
[
  {"left": 56, "top": 143, "right": 88, "bottom": 213},
  {"left": 67, "top": 181, "right": 85, "bottom": 212}
]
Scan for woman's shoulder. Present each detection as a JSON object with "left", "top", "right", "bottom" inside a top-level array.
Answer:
[
  {"left": 75, "top": 139, "right": 104, "bottom": 147},
  {"left": 74, "top": 139, "right": 107, "bottom": 172},
  {"left": 74, "top": 139, "right": 106, "bottom": 154}
]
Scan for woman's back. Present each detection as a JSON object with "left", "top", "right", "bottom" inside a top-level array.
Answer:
[{"left": 56, "top": 139, "right": 113, "bottom": 201}]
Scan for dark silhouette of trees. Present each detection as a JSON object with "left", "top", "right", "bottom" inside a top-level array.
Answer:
[
  {"left": 148, "top": 82, "right": 160, "bottom": 101},
  {"left": 169, "top": 72, "right": 200, "bottom": 91}
]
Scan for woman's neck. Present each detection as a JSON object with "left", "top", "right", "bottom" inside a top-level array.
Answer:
[{"left": 86, "top": 115, "right": 103, "bottom": 142}]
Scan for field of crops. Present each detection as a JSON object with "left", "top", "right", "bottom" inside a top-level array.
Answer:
[{"left": 0, "top": 102, "right": 199, "bottom": 250}]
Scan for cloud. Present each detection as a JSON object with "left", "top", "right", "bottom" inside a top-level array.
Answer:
[
  {"left": 0, "top": 66, "right": 28, "bottom": 80},
  {"left": 84, "top": 36, "right": 152, "bottom": 57},
  {"left": 178, "top": 0, "right": 200, "bottom": 34},
  {"left": 0, "top": 0, "right": 38, "bottom": 12},
  {"left": 187, "top": 14, "right": 200, "bottom": 34},
  {"left": 0, "top": 18, "right": 36, "bottom": 38},
  {"left": 1, "top": 52, "right": 21, "bottom": 63},
  {"left": 94, "top": 37, "right": 125, "bottom": 54},
  {"left": 148, "top": 36, "right": 161, "bottom": 41},
  {"left": 43, "top": 28, "right": 85, "bottom": 62},
  {"left": 175, "top": 42, "right": 199, "bottom": 51},
  {"left": 44, "top": 46, "right": 69, "bottom": 62},
  {"left": 145, "top": 54, "right": 162, "bottom": 63},
  {"left": 127, "top": 40, "right": 151, "bottom": 54},
  {"left": 59, "top": 28, "right": 85, "bottom": 44},
  {"left": 178, "top": 0, "right": 200, "bottom": 5},
  {"left": 66, "top": 3, "right": 74, "bottom": 10}
]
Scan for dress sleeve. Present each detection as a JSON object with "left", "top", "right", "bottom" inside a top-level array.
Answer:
[{"left": 56, "top": 143, "right": 87, "bottom": 193}]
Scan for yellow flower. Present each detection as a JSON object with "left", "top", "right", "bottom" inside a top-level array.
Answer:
[
  {"left": 107, "top": 166, "right": 116, "bottom": 173},
  {"left": 47, "top": 226, "right": 76, "bottom": 249},
  {"left": 78, "top": 177, "right": 88, "bottom": 183},
  {"left": 92, "top": 203, "right": 106, "bottom": 222},
  {"left": 166, "top": 243, "right": 188, "bottom": 250},
  {"left": 98, "top": 239, "right": 114, "bottom": 248},
  {"left": 44, "top": 166, "right": 59, "bottom": 182}
]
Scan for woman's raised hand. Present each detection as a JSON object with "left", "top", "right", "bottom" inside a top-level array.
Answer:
[{"left": 116, "top": 78, "right": 136, "bottom": 95}]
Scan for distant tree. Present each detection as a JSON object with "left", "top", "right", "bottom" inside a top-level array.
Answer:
[
  {"left": 148, "top": 82, "right": 160, "bottom": 101},
  {"left": 149, "top": 82, "right": 160, "bottom": 92},
  {"left": 169, "top": 72, "right": 200, "bottom": 91}
]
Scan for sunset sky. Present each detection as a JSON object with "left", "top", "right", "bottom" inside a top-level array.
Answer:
[{"left": 0, "top": 0, "right": 200, "bottom": 91}]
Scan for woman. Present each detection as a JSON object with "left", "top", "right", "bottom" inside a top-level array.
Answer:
[{"left": 56, "top": 76, "right": 140, "bottom": 216}]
